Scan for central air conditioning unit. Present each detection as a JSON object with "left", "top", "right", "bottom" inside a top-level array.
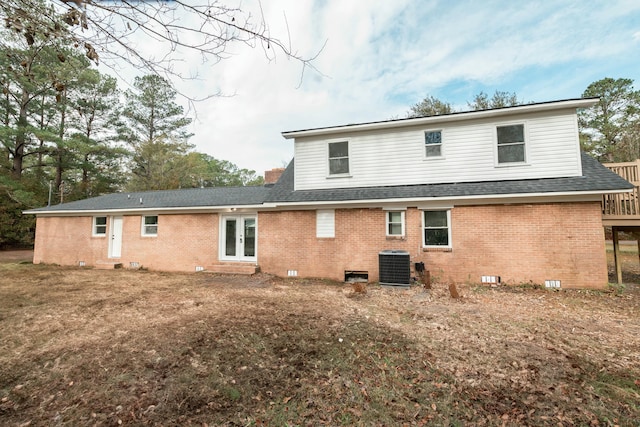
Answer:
[{"left": 378, "top": 250, "right": 411, "bottom": 287}]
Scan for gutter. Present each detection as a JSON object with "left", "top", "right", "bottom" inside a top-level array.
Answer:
[
  {"left": 24, "top": 187, "right": 630, "bottom": 216},
  {"left": 23, "top": 204, "right": 267, "bottom": 216},
  {"left": 263, "top": 188, "right": 631, "bottom": 209}
]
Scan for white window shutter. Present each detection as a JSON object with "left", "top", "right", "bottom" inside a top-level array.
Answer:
[{"left": 316, "top": 209, "right": 335, "bottom": 238}]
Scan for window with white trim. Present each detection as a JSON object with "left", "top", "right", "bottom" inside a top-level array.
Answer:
[
  {"left": 142, "top": 215, "right": 158, "bottom": 236},
  {"left": 328, "top": 141, "right": 349, "bottom": 175},
  {"left": 423, "top": 210, "right": 451, "bottom": 247},
  {"left": 93, "top": 216, "right": 107, "bottom": 236},
  {"left": 496, "top": 124, "right": 525, "bottom": 164},
  {"left": 424, "top": 130, "right": 442, "bottom": 158},
  {"left": 316, "top": 209, "right": 335, "bottom": 238},
  {"left": 386, "top": 211, "right": 405, "bottom": 236}
]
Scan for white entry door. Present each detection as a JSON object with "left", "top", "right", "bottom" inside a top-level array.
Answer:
[
  {"left": 109, "top": 216, "right": 123, "bottom": 258},
  {"left": 221, "top": 215, "right": 256, "bottom": 262}
]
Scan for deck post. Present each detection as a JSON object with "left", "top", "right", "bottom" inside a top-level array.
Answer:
[{"left": 612, "top": 226, "right": 622, "bottom": 284}]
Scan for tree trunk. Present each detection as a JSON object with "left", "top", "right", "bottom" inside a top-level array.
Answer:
[
  {"left": 54, "top": 89, "right": 67, "bottom": 191},
  {"left": 36, "top": 94, "right": 46, "bottom": 172},
  {"left": 2, "top": 92, "right": 10, "bottom": 164},
  {"left": 12, "top": 89, "right": 30, "bottom": 180}
]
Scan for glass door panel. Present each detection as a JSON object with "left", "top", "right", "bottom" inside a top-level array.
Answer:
[
  {"left": 221, "top": 215, "right": 256, "bottom": 261},
  {"left": 225, "top": 218, "right": 237, "bottom": 257},
  {"left": 243, "top": 218, "right": 256, "bottom": 257}
]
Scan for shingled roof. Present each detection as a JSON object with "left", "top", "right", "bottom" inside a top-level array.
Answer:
[
  {"left": 265, "top": 152, "right": 633, "bottom": 204},
  {"left": 26, "top": 186, "right": 272, "bottom": 213},
  {"left": 25, "top": 153, "right": 631, "bottom": 214}
]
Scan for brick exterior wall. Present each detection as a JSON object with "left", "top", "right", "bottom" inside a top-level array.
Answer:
[
  {"left": 33, "top": 201, "right": 608, "bottom": 288},
  {"left": 258, "top": 202, "right": 608, "bottom": 289},
  {"left": 264, "top": 168, "right": 285, "bottom": 184},
  {"left": 34, "top": 213, "right": 219, "bottom": 271},
  {"left": 33, "top": 216, "right": 106, "bottom": 266}
]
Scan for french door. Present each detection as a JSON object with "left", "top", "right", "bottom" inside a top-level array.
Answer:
[{"left": 221, "top": 215, "right": 257, "bottom": 262}]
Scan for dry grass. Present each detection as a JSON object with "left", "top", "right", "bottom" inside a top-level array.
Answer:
[{"left": 0, "top": 260, "right": 639, "bottom": 426}]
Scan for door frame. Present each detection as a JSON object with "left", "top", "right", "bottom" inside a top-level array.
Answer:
[
  {"left": 108, "top": 216, "right": 123, "bottom": 258},
  {"left": 219, "top": 214, "right": 257, "bottom": 262}
]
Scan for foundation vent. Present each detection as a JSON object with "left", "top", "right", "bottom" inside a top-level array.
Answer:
[
  {"left": 545, "top": 280, "right": 561, "bottom": 289},
  {"left": 345, "top": 270, "right": 368, "bottom": 283},
  {"left": 481, "top": 275, "right": 501, "bottom": 285}
]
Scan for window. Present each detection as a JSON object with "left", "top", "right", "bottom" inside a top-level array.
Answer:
[
  {"left": 423, "top": 210, "right": 450, "bottom": 247},
  {"left": 386, "top": 211, "right": 405, "bottom": 236},
  {"left": 316, "top": 209, "right": 335, "bottom": 238},
  {"left": 142, "top": 215, "right": 158, "bottom": 236},
  {"left": 424, "top": 130, "right": 442, "bottom": 157},
  {"left": 496, "top": 124, "right": 525, "bottom": 164},
  {"left": 93, "top": 216, "right": 107, "bottom": 236},
  {"left": 328, "top": 141, "right": 349, "bottom": 175}
]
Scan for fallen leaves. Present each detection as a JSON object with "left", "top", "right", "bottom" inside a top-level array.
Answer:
[{"left": 0, "top": 265, "right": 638, "bottom": 425}]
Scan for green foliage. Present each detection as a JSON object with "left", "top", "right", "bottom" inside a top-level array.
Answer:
[
  {"left": 0, "top": 34, "right": 136, "bottom": 243},
  {"left": 407, "top": 95, "right": 453, "bottom": 117},
  {"left": 121, "top": 74, "right": 262, "bottom": 191},
  {"left": 191, "top": 153, "right": 264, "bottom": 187},
  {"left": 128, "top": 144, "right": 264, "bottom": 191},
  {"left": 65, "top": 69, "right": 126, "bottom": 199},
  {"left": 607, "top": 282, "right": 626, "bottom": 295},
  {"left": 127, "top": 136, "right": 196, "bottom": 191},
  {"left": 120, "top": 75, "right": 193, "bottom": 145},
  {"left": 408, "top": 90, "right": 522, "bottom": 118},
  {"left": 579, "top": 77, "right": 640, "bottom": 162},
  {"left": 467, "top": 90, "right": 521, "bottom": 110},
  {"left": 0, "top": 173, "right": 42, "bottom": 248},
  {"left": 121, "top": 74, "right": 196, "bottom": 192},
  {"left": 0, "top": 7, "right": 279, "bottom": 247}
]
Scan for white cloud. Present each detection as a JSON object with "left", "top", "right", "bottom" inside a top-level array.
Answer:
[{"left": 106, "top": 0, "right": 640, "bottom": 175}]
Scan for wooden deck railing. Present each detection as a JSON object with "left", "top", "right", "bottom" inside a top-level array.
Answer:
[{"left": 602, "top": 160, "right": 640, "bottom": 220}]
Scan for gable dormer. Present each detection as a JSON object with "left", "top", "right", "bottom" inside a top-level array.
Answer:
[{"left": 282, "top": 98, "right": 597, "bottom": 191}]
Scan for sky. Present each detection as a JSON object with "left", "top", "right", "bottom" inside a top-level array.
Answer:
[{"left": 121, "top": 0, "right": 640, "bottom": 175}]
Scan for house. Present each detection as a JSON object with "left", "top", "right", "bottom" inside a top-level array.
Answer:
[{"left": 25, "top": 98, "right": 633, "bottom": 288}]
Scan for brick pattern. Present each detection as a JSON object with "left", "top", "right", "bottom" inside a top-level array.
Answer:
[
  {"left": 258, "top": 202, "right": 607, "bottom": 289},
  {"left": 433, "top": 203, "right": 607, "bottom": 288},
  {"left": 33, "top": 216, "right": 105, "bottom": 265},
  {"left": 34, "top": 213, "right": 220, "bottom": 272},
  {"left": 121, "top": 214, "right": 219, "bottom": 271},
  {"left": 264, "top": 168, "right": 285, "bottom": 184},
  {"left": 33, "top": 202, "right": 607, "bottom": 288}
]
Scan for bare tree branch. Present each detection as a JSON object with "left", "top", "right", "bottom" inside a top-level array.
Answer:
[{"left": 0, "top": 0, "right": 325, "bottom": 100}]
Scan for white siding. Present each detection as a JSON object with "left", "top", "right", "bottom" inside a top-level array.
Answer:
[{"left": 294, "top": 109, "right": 582, "bottom": 191}]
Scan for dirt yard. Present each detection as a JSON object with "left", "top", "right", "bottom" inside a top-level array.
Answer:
[{"left": 0, "top": 259, "right": 639, "bottom": 426}]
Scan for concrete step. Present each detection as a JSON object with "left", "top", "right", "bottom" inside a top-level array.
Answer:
[{"left": 207, "top": 263, "right": 259, "bottom": 275}]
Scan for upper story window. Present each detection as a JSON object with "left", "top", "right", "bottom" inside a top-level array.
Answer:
[
  {"left": 423, "top": 210, "right": 451, "bottom": 247},
  {"left": 328, "top": 141, "right": 349, "bottom": 175},
  {"left": 386, "top": 211, "right": 405, "bottom": 237},
  {"left": 496, "top": 124, "right": 526, "bottom": 164},
  {"left": 93, "top": 216, "right": 107, "bottom": 236},
  {"left": 424, "top": 130, "right": 442, "bottom": 158},
  {"left": 142, "top": 215, "right": 158, "bottom": 236}
]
